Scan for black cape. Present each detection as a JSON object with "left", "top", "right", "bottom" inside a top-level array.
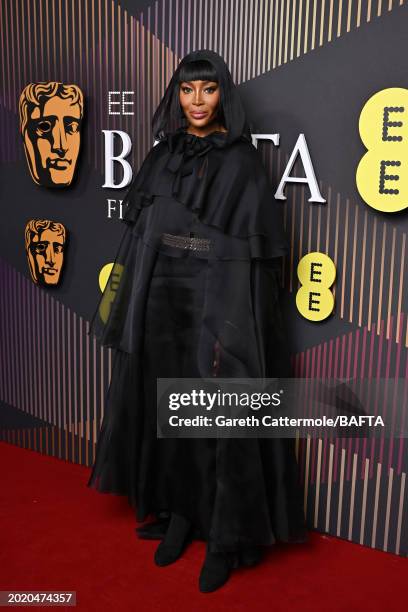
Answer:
[{"left": 89, "top": 126, "right": 290, "bottom": 378}]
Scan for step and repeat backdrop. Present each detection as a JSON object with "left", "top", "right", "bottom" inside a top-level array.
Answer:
[{"left": 0, "top": 0, "right": 407, "bottom": 557}]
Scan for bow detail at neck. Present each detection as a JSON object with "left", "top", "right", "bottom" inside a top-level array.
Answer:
[{"left": 165, "top": 130, "right": 214, "bottom": 197}]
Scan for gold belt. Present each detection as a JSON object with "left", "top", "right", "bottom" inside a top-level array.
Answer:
[{"left": 161, "top": 232, "right": 211, "bottom": 252}]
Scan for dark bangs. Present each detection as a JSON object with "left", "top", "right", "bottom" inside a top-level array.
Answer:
[{"left": 178, "top": 59, "right": 219, "bottom": 84}]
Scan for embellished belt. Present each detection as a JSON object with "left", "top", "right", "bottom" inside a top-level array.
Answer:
[{"left": 161, "top": 232, "right": 211, "bottom": 252}]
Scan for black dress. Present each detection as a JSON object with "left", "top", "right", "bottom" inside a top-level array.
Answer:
[{"left": 87, "top": 127, "right": 308, "bottom": 554}]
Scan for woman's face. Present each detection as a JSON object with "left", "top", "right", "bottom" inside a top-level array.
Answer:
[{"left": 179, "top": 80, "right": 224, "bottom": 135}]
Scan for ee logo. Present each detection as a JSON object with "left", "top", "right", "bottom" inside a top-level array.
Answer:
[
  {"left": 98, "top": 262, "right": 123, "bottom": 324},
  {"left": 296, "top": 253, "right": 336, "bottom": 321},
  {"left": 356, "top": 87, "right": 408, "bottom": 212}
]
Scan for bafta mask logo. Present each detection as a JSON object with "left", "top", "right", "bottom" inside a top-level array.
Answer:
[
  {"left": 25, "top": 220, "right": 67, "bottom": 286},
  {"left": 19, "top": 82, "right": 84, "bottom": 187}
]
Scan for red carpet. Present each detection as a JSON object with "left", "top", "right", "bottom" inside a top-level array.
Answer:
[{"left": 0, "top": 441, "right": 406, "bottom": 611}]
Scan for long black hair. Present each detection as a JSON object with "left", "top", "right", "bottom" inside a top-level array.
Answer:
[{"left": 152, "top": 49, "right": 251, "bottom": 145}]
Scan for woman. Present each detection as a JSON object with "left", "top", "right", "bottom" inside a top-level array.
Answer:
[{"left": 87, "top": 49, "right": 308, "bottom": 593}]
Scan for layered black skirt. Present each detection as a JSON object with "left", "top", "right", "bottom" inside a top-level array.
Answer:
[{"left": 88, "top": 249, "right": 308, "bottom": 553}]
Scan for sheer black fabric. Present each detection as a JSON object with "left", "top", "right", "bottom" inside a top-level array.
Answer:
[{"left": 87, "top": 49, "right": 308, "bottom": 554}]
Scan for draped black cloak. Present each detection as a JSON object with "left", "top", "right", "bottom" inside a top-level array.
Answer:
[{"left": 87, "top": 49, "right": 308, "bottom": 554}]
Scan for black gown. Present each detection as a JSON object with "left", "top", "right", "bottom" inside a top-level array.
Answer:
[{"left": 87, "top": 127, "right": 308, "bottom": 554}]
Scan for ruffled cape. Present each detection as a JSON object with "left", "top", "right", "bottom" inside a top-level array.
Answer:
[
  {"left": 121, "top": 126, "right": 289, "bottom": 259},
  {"left": 89, "top": 128, "right": 290, "bottom": 377}
]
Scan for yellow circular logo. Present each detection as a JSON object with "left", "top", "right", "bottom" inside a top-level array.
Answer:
[
  {"left": 296, "top": 252, "right": 336, "bottom": 321},
  {"left": 98, "top": 263, "right": 115, "bottom": 292},
  {"left": 356, "top": 87, "right": 408, "bottom": 212},
  {"left": 98, "top": 262, "right": 123, "bottom": 324}
]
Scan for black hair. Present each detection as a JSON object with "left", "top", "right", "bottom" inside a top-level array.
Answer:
[{"left": 178, "top": 59, "right": 219, "bottom": 84}]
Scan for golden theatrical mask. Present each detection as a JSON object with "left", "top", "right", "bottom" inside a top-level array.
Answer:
[
  {"left": 19, "top": 82, "right": 84, "bottom": 187},
  {"left": 25, "top": 220, "right": 67, "bottom": 286}
]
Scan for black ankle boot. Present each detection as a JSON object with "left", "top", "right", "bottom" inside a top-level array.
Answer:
[
  {"left": 199, "top": 545, "right": 231, "bottom": 593},
  {"left": 154, "top": 513, "right": 192, "bottom": 567}
]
